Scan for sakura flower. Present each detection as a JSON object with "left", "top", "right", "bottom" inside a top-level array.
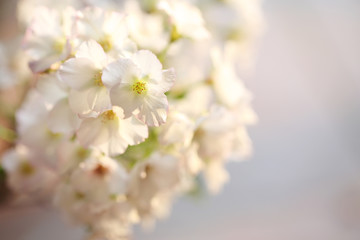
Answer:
[
  {"left": 194, "top": 105, "right": 237, "bottom": 161},
  {"left": 36, "top": 73, "right": 81, "bottom": 135},
  {"left": 158, "top": 110, "right": 194, "bottom": 148},
  {"left": 23, "top": 6, "right": 75, "bottom": 73},
  {"left": 158, "top": 0, "right": 210, "bottom": 41},
  {"left": 58, "top": 40, "right": 112, "bottom": 117},
  {"left": 55, "top": 151, "right": 129, "bottom": 223},
  {"left": 2, "top": 145, "right": 56, "bottom": 196},
  {"left": 17, "top": 0, "right": 84, "bottom": 26},
  {"left": 102, "top": 50, "right": 175, "bottom": 126},
  {"left": 127, "top": 152, "right": 180, "bottom": 219},
  {"left": 125, "top": 0, "right": 170, "bottom": 53},
  {"left": 202, "top": 0, "right": 264, "bottom": 71},
  {"left": 0, "top": 41, "right": 30, "bottom": 89},
  {"left": 16, "top": 89, "right": 72, "bottom": 168},
  {"left": 77, "top": 107, "right": 148, "bottom": 156},
  {"left": 75, "top": 7, "right": 136, "bottom": 57},
  {"left": 164, "top": 39, "right": 211, "bottom": 92},
  {"left": 203, "top": 160, "right": 229, "bottom": 194},
  {"left": 210, "top": 47, "right": 252, "bottom": 108}
]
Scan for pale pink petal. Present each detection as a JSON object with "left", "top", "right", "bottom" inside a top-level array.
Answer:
[
  {"left": 132, "top": 50, "right": 162, "bottom": 80},
  {"left": 47, "top": 98, "right": 80, "bottom": 135},
  {"left": 36, "top": 73, "right": 67, "bottom": 105},
  {"left": 147, "top": 68, "right": 175, "bottom": 93},
  {"left": 99, "top": 125, "right": 128, "bottom": 156},
  {"left": 99, "top": 134, "right": 128, "bottom": 156},
  {"left": 59, "top": 58, "right": 97, "bottom": 90},
  {"left": 68, "top": 89, "right": 97, "bottom": 118},
  {"left": 160, "top": 68, "right": 176, "bottom": 92},
  {"left": 137, "top": 92, "right": 168, "bottom": 126},
  {"left": 119, "top": 116, "right": 148, "bottom": 145},
  {"left": 77, "top": 117, "right": 109, "bottom": 147},
  {"left": 102, "top": 58, "right": 140, "bottom": 88},
  {"left": 29, "top": 54, "right": 60, "bottom": 73},
  {"left": 110, "top": 84, "right": 139, "bottom": 118},
  {"left": 86, "top": 86, "right": 112, "bottom": 112},
  {"left": 75, "top": 40, "right": 108, "bottom": 68}
]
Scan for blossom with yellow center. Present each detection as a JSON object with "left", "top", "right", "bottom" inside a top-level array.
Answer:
[
  {"left": 77, "top": 107, "right": 148, "bottom": 156},
  {"left": 102, "top": 50, "right": 176, "bottom": 126},
  {"left": 59, "top": 40, "right": 111, "bottom": 117}
]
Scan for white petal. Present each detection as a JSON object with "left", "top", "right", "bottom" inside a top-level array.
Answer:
[
  {"left": 77, "top": 117, "right": 109, "bottom": 147},
  {"left": 47, "top": 98, "right": 80, "bottom": 135},
  {"left": 132, "top": 50, "right": 162, "bottom": 81},
  {"left": 29, "top": 54, "right": 61, "bottom": 73},
  {"left": 109, "top": 84, "right": 138, "bottom": 118},
  {"left": 59, "top": 58, "right": 97, "bottom": 90},
  {"left": 148, "top": 68, "right": 175, "bottom": 93},
  {"left": 102, "top": 58, "right": 139, "bottom": 88},
  {"left": 137, "top": 92, "right": 168, "bottom": 126},
  {"left": 75, "top": 40, "right": 108, "bottom": 68},
  {"left": 87, "top": 86, "right": 112, "bottom": 113},
  {"left": 119, "top": 116, "right": 148, "bottom": 146},
  {"left": 68, "top": 89, "right": 98, "bottom": 118},
  {"left": 36, "top": 73, "right": 68, "bottom": 105},
  {"left": 103, "top": 132, "right": 129, "bottom": 156}
]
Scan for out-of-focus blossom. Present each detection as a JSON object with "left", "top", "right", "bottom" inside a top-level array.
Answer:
[
  {"left": 2, "top": 145, "right": 56, "bottom": 196},
  {"left": 23, "top": 7, "right": 75, "bottom": 73},
  {"left": 75, "top": 7, "right": 136, "bottom": 57}
]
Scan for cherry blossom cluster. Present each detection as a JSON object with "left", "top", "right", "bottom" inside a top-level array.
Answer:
[{"left": 0, "top": 0, "right": 263, "bottom": 239}]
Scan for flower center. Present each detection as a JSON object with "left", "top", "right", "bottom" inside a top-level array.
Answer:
[
  {"left": 99, "top": 35, "right": 113, "bottom": 52},
  {"left": 93, "top": 163, "right": 109, "bottom": 177},
  {"left": 53, "top": 37, "right": 66, "bottom": 54},
  {"left": 18, "top": 162, "right": 35, "bottom": 176},
  {"left": 132, "top": 80, "right": 147, "bottom": 95},
  {"left": 94, "top": 71, "right": 104, "bottom": 86},
  {"left": 101, "top": 110, "right": 117, "bottom": 122}
]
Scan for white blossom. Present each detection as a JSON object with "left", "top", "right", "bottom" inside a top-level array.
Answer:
[
  {"left": 23, "top": 6, "right": 75, "bottom": 73},
  {"left": 158, "top": 0, "right": 210, "bottom": 40},
  {"left": 55, "top": 151, "right": 129, "bottom": 222},
  {"left": 58, "top": 40, "right": 112, "bottom": 117},
  {"left": 103, "top": 50, "right": 175, "bottom": 126},
  {"left": 1, "top": 0, "right": 263, "bottom": 238},
  {"left": 2, "top": 145, "right": 56, "bottom": 195},
  {"left": 77, "top": 107, "right": 148, "bottom": 156},
  {"left": 75, "top": 7, "right": 136, "bottom": 57}
]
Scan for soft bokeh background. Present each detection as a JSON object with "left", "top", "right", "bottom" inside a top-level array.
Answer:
[{"left": 1, "top": 0, "right": 360, "bottom": 239}]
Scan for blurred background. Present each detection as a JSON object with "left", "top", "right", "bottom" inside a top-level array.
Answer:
[{"left": 1, "top": 0, "right": 360, "bottom": 239}]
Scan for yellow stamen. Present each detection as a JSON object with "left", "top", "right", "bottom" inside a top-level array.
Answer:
[
  {"left": 132, "top": 80, "right": 147, "bottom": 95},
  {"left": 47, "top": 130, "right": 62, "bottom": 139},
  {"left": 53, "top": 38, "right": 66, "bottom": 54},
  {"left": 94, "top": 71, "right": 104, "bottom": 86},
  {"left": 98, "top": 35, "right": 113, "bottom": 52},
  {"left": 101, "top": 110, "right": 117, "bottom": 122},
  {"left": 19, "top": 162, "right": 34, "bottom": 176}
]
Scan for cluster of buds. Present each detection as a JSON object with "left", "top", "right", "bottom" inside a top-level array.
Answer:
[{"left": 0, "top": 0, "right": 263, "bottom": 239}]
